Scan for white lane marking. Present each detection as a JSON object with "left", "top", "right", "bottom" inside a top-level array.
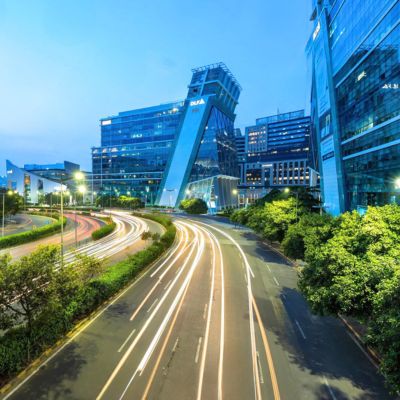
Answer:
[
  {"left": 196, "top": 227, "right": 217, "bottom": 400},
  {"left": 147, "top": 298, "right": 159, "bottom": 313},
  {"left": 256, "top": 351, "right": 264, "bottom": 384},
  {"left": 346, "top": 331, "right": 377, "bottom": 367},
  {"left": 295, "top": 320, "right": 306, "bottom": 340},
  {"left": 100, "top": 225, "right": 204, "bottom": 400},
  {"left": 2, "top": 217, "right": 180, "bottom": 400},
  {"left": 195, "top": 337, "right": 203, "bottom": 364},
  {"left": 172, "top": 337, "right": 179, "bottom": 352},
  {"left": 249, "top": 265, "right": 255, "bottom": 279},
  {"left": 203, "top": 303, "right": 208, "bottom": 320},
  {"left": 244, "top": 273, "right": 248, "bottom": 284},
  {"left": 266, "top": 265, "right": 271, "bottom": 273},
  {"left": 118, "top": 328, "right": 137, "bottom": 353},
  {"left": 164, "top": 279, "right": 172, "bottom": 290},
  {"left": 273, "top": 276, "right": 280, "bottom": 286},
  {"left": 194, "top": 221, "right": 262, "bottom": 400},
  {"left": 322, "top": 377, "right": 337, "bottom": 400}
]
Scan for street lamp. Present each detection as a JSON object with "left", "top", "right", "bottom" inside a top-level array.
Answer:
[
  {"left": 284, "top": 187, "right": 299, "bottom": 222},
  {"left": 74, "top": 185, "right": 86, "bottom": 248},
  {"left": 1, "top": 190, "right": 15, "bottom": 237},
  {"left": 395, "top": 178, "right": 400, "bottom": 190},
  {"left": 232, "top": 188, "right": 239, "bottom": 209}
]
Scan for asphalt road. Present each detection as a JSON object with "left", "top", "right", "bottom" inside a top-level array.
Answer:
[
  {"left": 2, "top": 216, "right": 395, "bottom": 400},
  {"left": 1, "top": 214, "right": 55, "bottom": 236}
]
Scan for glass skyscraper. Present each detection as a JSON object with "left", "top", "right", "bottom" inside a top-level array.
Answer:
[
  {"left": 92, "top": 63, "right": 241, "bottom": 207},
  {"left": 241, "top": 110, "right": 313, "bottom": 191},
  {"left": 92, "top": 101, "right": 184, "bottom": 202},
  {"left": 309, "top": 0, "right": 400, "bottom": 214}
]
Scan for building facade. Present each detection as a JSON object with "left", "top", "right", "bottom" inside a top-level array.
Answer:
[
  {"left": 92, "top": 63, "right": 241, "bottom": 209},
  {"left": 6, "top": 160, "right": 66, "bottom": 204},
  {"left": 308, "top": 0, "right": 400, "bottom": 214},
  {"left": 92, "top": 101, "right": 185, "bottom": 203},
  {"left": 240, "top": 110, "right": 313, "bottom": 200}
]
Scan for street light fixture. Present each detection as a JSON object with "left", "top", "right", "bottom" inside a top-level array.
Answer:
[
  {"left": 395, "top": 178, "right": 400, "bottom": 190},
  {"left": 1, "top": 190, "right": 15, "bottom": 237}
]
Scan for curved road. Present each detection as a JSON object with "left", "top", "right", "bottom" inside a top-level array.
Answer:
[{"left": 2, "top": 216, "right": 394, "bottom": 400}]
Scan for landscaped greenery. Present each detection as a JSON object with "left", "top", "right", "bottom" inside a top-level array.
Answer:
[
  {"left": 91, "top": 219, "right": 116, "bottom": 241},
  {"left": 95, "top": 195, "right": 143, "bottom": 210},
  {"left": 0, "top": 213, "right": 175, "bottom": 383},
  {"left": 179, "top": 198, "right": 208, "bottom": 214},
  {"left": 230, "top": 194, "right": 400, "bottom": 393},
  {"left": 0, "top": 216, "right": 67, "bottom": 250}
]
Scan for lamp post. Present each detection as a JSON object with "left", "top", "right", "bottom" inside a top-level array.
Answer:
[
  {"left": 232, "top": 188, "right": 239, "bottom": 209},
  {"left": 285, "top": 187, "right": 299, "bottom": 222},
  {"left": 1, "top": 190, "right": 14, "bottom": 237},
  {"left": 73, "top": 172, "right": 85, "bottom": 248}
]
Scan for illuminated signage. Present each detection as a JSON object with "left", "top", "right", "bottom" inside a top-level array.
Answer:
[
  {"left": 101, "top": 120, "right": 112, "bottom": 126},
  {"left": 313, "top": 21, "right": 321, "bottom": 41},
  {"left": 190, "top": 99, "right": 205, "bottom": 107},
  {"left": 382, "top": 83, "right": 399, "bottom": 89},
  {"left": 357, "top": 71, "right": 367, "bottom": 81}
]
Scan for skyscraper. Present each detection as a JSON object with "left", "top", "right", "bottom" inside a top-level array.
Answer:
[
  {"left": 92, "top": 63, "right": 241, "bottom": 209},
  {"left": 240, "top": 110, "right": 312, "bottom": 197},
  {"left": 308, "top": 0, "right": 400, "bottom": 215}
]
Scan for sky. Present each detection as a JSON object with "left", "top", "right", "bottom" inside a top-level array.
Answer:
[{"left": 0, "top": 0, "right": 312, "bottom": 175}]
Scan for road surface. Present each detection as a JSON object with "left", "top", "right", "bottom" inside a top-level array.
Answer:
[
  {"left": 1, "top": 214, "right": 55, "bottom": 236},
  {"left": 2, "top": 216, "right": 394, "bottom": 400}
]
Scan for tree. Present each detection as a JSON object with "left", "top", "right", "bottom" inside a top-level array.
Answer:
[
  {"left": 0, "top": 189, "right": 22, "bottom": 218},
  {"left": 282, "top": 213, "right": 335, "bottom": 260},
  {"left": 0, "top": 246, "right": 59, "bottom": 356},
  {"left": 368, "top": 265, "right": 400, "bottom": 394},
  {"left": 262, "top": 198, "right": 298, "bottom": 242},
  {"left": 141, "top": 231, "right": 152, "bottom": 241},
  {"left": 299, "top": 206, "right": 400, "bottom": 320},
  {"left": 179, "top": 198, "right": 208, "bottom": 214}
]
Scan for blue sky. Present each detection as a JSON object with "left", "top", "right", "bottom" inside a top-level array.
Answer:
[{"left": 0, "top": 0, "right": 311, "bottom": 174}]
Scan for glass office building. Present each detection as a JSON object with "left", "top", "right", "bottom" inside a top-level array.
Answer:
[
  {"left": 308, "top": 0, "right": 400, "bottom": 214},
  {"left": 92, "top": 101, "right": 185, "bottom": 202},
  {"left": 241, "top": 110, "right": 313, "bottom": 193},
  {"left": 92, "top": 63, "right": 241, "bottom": 208}
]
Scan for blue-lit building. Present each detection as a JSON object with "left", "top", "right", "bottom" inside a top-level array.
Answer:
[
  {"left": 240, "top": 110, "right": 314, "bottom": 200},
  {"left": 6, "top": 160, "right": 67, "bottom": 204},
  {"left": 92, "top": 101, "right": 185, "bottom": 203},
  {"left": 92, "top": 63, "right": 241, "bottom": 209},
  {"left": 308, "top": 0, "right": 400, "bottom": 215}
]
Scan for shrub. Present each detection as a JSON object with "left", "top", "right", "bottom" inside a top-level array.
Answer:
[
  {"left": 0, "top": 217, "right": 66, "bottom": 249},
  {"left": 91, "top": 221, "right": 116, "bottom": 240},
  {"left": 0, "top": 213, "right": 176, "bottom": 381},
  {"left": 179, "top": 198, "right": 208, "bottom": 214}
]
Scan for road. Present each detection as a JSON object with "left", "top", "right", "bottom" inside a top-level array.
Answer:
[
  {"left": 1, "top": 213, "right": 55, "bottom": 236},
  {"left": 0, "top": 211, "right": 157, "bottom": 263},
  {"left": 2, "top": 216, "right": 395, "bottom": 400}
]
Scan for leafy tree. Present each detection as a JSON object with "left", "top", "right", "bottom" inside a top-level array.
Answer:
[
  {"left": 141, "top": 231, "right": 152, "bottom": 241},
  {"left": 368, "top": 265, "right": 400, "bottom": 394},
  {"left": 262, "top": 198, "right": 298, "bottom": 242},
  {"left": 299, "top": 206, "right": 400, "bottom": 320},
  {"left": 179, "top": 198, "right": 208, "bottom": 214},
  {"left": 151, "top": 232, "right": 161, "bottom": 241},
  {"left": 0, "top": 246, "right": 59, "bottom": 355},
  {"left": 282, "top": 213, "right": 335, "bottom": 260},
  {"left": 0, "top": 189, "right": 22, "bottom": 218},
  {"left": 95, "top": 194, "right": 143, "bottom": 209}
]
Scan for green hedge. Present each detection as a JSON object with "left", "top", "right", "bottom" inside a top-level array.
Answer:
[
  {"left": 0, "top": 213, "right": 176, "bottom": 380},
  {"left": 0, "top": 217, "right": 66, "bottom": 250},
  {"left": 91, "top": 221, "right": 116, "bottom": 240}
]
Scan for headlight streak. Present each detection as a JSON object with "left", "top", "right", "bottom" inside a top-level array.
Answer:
[{"left": 96, "top": 222, "right": 204, "bottom": 400}]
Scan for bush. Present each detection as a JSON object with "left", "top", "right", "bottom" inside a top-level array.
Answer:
[
  {"left": 179, "top": 198, "right": 208, "bottom": 214},
  {"left": 0, "top": 213, "right": 176, "bottom": 381},
  {"left": 0, "top": 216, "right": 66, "bottom": 249},
  {"left": 282, "top": 213, "right": 335, "bottom": 260},
  {"left": 91, "top": 220, "right": 116, "bottom": 240}
]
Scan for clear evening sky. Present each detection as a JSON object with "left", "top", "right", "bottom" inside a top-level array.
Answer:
[{"left": 0, "top": 0, "right": 311, "bottom": 174}]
